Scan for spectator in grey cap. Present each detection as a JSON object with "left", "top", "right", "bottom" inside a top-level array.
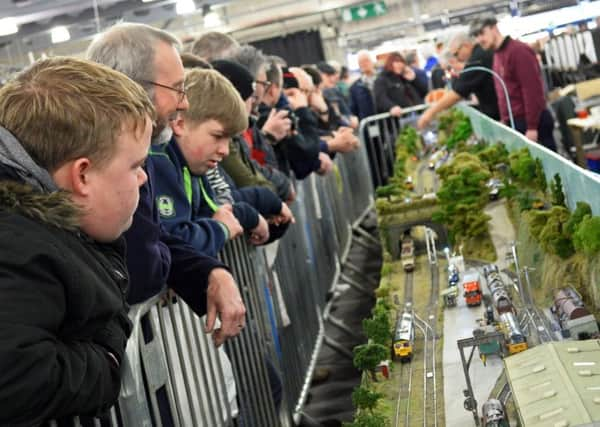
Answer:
[{"left": 472, "top": 15, "right": 556, "bottom": 151}]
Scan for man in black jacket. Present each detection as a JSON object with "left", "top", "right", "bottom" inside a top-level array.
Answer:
[
  {"left": 418, "top": 32, "right": 500, "bottom": 129},
  {"left": 0, "top": 57, "right": 153, "bottom": 425},
  {"left": 87, "top": 23, "right": 246, "bottom": 346},
  {"left": 258, "top": 58, "right": 322, "bottom": 179}
]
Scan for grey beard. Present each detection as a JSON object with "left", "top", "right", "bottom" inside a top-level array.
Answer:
[{"left": 152, "top": 125, "right": 173, "bottom": 146}]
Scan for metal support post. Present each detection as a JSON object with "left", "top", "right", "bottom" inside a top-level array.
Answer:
[
  {"left": 510, "top": 242, "right": 523, "bottom": 297},
  {"left": 457, "top": 332, "right": 506, "bottom": 427}
]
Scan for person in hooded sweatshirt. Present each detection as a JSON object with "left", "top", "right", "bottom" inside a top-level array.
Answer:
[{"left": 0, "top": 56, "right": 154, "bottom": 425}]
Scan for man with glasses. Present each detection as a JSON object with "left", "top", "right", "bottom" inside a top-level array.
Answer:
[
  {"left": 417, "top": 31, "right": 499, "bottom": 129},
  {"left": 229, "top": 45, "right": 295, "bottom": 201},
  {"left": 141, "top": 79, "right": 187, "bottom": 105},
  {"left": 87, "top": 23, "right": 246, "bottom": 348},
  {"left": 257, "top": 58, "right": 323, "bottom": 179}
]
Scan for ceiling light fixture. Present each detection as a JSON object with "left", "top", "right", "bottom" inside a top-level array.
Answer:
[
  {"left": 203, "top": 5, "right": 221, "bottom": 28},
  {"left": 51, "top": 26, "right": 70, "bottom": 44},
  {"left": 0, "top": 18, "right": 19, "bottom": 36},
  {"left": 176, "top": 0, "right": 196, "bottom": 15}
]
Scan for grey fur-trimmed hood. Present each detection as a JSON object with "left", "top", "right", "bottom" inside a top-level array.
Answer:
[
  {"left": 0, "top": 125, "right": 81, "bottom": 231},
  {"left": 0, "top": 177, "right": 82, "bottom": 232}
]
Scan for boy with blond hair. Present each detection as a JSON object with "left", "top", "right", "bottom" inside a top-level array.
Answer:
[
  {"left": 0, "top": 56, "right": 154, "bottom": 424},
  {"left": 151, "top": 68, "right": 293, "bottom": 254}
]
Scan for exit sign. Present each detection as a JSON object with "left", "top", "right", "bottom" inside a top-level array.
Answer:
[{"left": 342, "top": 1, "right": 388, "bottom": 22}]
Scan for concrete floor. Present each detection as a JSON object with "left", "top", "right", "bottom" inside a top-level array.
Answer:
[
  {"left": 442, "top": 200, "right": 516, "bottom": 427},
  {"left": 442, "top": 283, "right": 504, "bottom": 427}
]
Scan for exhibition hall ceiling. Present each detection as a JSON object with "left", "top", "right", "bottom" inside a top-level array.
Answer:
[{"left": 0, "top": 0, "right": 581, "bottom": 67}]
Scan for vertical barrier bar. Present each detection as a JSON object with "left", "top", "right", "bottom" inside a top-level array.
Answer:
[
  {"left": 43, "top": 102, "right": 379, "bottom": 427},
  {"left": 189, "top": 311, "right": 231, "bottom": 427},
  {"left": 221, "top": 239, "right": 278, "bottom": 427}
]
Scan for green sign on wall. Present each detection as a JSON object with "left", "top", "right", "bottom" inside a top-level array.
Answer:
[{"left": 342, "top": 1, "right": 388, "bottom": 22}]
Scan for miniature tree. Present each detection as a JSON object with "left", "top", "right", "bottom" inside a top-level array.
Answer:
[
  {"left": 565, "top": 201, "right": 592, "bottom": 235},
  {"left": 527, "top": 210, "right": 551, "bottom": 240},
  {"left": 444, "top": 113, "right": 473, "bottom": 150},
  {"left": 550, "top": 173, "right": 566, "bottom": 207},
  {"left": 534, "top": 158, "right": 547, "bottom": 192},
  {"left": 352, "top": 386, "right": 383, "bottom": 413},
  {"left": 573, "top": 215, "right": 600, "bottom": 256},
  {"left": 477, "top": 143, "right": 509, "bottom": 171},
  {"left": 509, "top": 148, "right": 537, "bottom": 184},
  {"left": 433, "top": 157, "right": 491, "bottom": 241},
  {"left": 465, "top": 211, "right": 492, "bottom": 237},
  {"left": 499, "top": 177, "right": 518, "bottom": 200},
  {"left": 517, "top": 190, "right": 535, "bottom": 211},
  {"left": 376, "top": 184, "right": 403, "bottom": 199},
  {"left": 343, "top": 412, "right": 387, "bottom": 427},
  {"left": 396, "top": 126, "right": 419, "bottom": 156},
  {"left": 353, "top": 343, "right": 389, "bottom": 382},
  {"left": 363, "top": 307, "right": 391, "bottom": 347},
  {"left": 538, "top": 206, "right": 574, "bottom": 258}
]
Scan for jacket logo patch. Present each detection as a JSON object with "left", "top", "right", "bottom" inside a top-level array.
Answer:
[{"left": 157, "top": 195, "right": 175, "bottom": 218}]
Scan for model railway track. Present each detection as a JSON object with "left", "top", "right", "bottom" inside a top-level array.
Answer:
[
  {"left": 404, "top": 271, "right": 414, "bottom": 307},
  {"left": 416, "top": 162, "right": 439, "bottom": 195},
  {"left": 394, "top": 361, "right": 414, "bottom": 427},
  {"left": 528, "top": 305, "right": 554, "bottom": 344},
  {"left": 428, "top": 264, "right": 439, "bottom": 313},
  {"left": 414, "top": 313, "right": 438, "bottom": 427},
  {"left": 497, "top": 381, "right": 512, "bottom": 405}
]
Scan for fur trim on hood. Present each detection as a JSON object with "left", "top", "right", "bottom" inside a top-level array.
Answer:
[{"left": 0, "top": 180, "right": 82, "bottom": 232}]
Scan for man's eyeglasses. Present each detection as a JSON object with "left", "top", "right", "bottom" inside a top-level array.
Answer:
[
  {"left": 254, "top": 80, "right": 272, "bottom": 90},
  {"left": 451, "top": 44, "right": 463, "bottom": 58},
  {"left": 141, "top": 80, "right": 186, "bottom": 104}
]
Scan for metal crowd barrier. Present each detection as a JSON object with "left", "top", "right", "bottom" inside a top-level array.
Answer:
[
  {"left": 46, "top": 129, "right": 377, "bottom": 427},
  {"left": 358, "top": 104, "right": 428, "bottom": 189}
]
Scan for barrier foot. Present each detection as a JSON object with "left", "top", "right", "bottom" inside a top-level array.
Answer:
[
  {"left": 296, "top": 411, "right": 322, "bottom": 427},
  {"left": 325, "top": 315, "right": 364, "bottom": 340},
  {"left": 339, "top": 274, "right": 374, "bottom": 298},
  {"left": 323, "top": 335, "right": 354, "bottom": 359},
  {"left": 342, "top": 263, "right": 377, "bottom": 287},
  {"left": 352, "top": 225, "right": 380, "bottom": 247}
]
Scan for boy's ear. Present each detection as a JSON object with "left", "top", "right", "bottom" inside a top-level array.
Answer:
[{"left": 171, "top": 116, "right": 186, "bottom": 137}]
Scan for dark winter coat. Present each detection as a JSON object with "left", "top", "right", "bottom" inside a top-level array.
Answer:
[
  {"left": 373, "top": 70, "right": 427, "bottom": 113},
  {"left": 0, "top": 167, "right": 132, "bottom": 426},
  {"left": 350, "top": 78, "right": 376, "bottom": 120},
  {"left": 150, "top": 137, "right": 285, "bottom": 256},
  {"left": 221, "top": 135, "right": 292, "bottom": 201},
  {"left": 257, "top": 103, "right": 321, "bottom": 179}
]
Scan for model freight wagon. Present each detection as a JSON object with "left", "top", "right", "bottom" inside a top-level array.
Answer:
[
  {"left": 462, "top": 271, "right": 482, "bottom": 306},
  {"left": 400, "top": 238, "right": 415, "bottom": 272},
  {"left": 552, "top": 287, "right": 599, "bottom": 339}
]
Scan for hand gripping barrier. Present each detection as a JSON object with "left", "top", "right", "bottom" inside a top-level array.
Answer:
[{"left": 45, "top": 132, "right": 377, "bottom": 427}]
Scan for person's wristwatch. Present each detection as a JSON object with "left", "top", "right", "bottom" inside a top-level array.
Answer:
[{"left": 263, "top": 131, "right": 279, "bottom": 145}]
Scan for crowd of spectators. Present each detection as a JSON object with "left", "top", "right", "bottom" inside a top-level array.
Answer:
[
  {"left": 0, "top": 12, "right": 561, "bottom": 425},
  {"left": 0, "top": 22, "right": 361, "bottom": 426}
]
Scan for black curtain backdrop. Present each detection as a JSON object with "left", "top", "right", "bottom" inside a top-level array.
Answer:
[{"left": 250, "top": 30, "right": 325, "bottom": 67}]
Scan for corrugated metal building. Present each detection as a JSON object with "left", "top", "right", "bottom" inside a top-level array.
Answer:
[{"left": 504, "top": 340, "right": 600, "bottom": 427}]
